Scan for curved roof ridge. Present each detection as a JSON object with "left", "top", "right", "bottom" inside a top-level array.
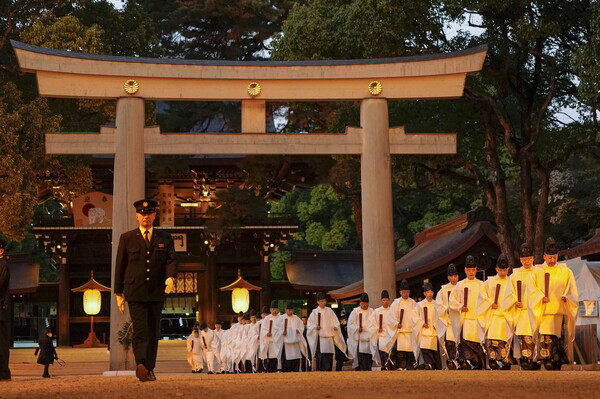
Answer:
[{"left": 10, "top": 40, "right": 487, "bottom": 67}]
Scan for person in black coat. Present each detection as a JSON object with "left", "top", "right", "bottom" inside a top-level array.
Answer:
[
  {"left": 35, "top": 328, "right": 58, "bottom": 378},
  {"left": 335, "top": 314, "right": 349, "bottom": 371},
  {"left": 114, "top": 199, "right": 177, "bottom": 382},
  {"left": 0, "top": 239, "right": 11, "bottom": 382}
]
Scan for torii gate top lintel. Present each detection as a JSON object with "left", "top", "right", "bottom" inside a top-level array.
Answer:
[{"left": 11, "top": 40, "right": 487, "bottom": 101}]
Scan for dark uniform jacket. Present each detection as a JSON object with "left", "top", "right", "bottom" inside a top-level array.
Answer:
[
  {"left": 0, "top": 258, "right": 9, "bottom": 322},
  {"left": 115, "top": 228, "right": 177, "bottom": 302},
  {"left": 35, "top": 335, "right": 57, "bottom": 365}
]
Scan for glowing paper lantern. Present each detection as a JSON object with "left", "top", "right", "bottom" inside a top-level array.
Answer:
[
  {"left": 83, "top": 289, "right": 102, "bottom": 315},
  {"left": 219, "top": 269, "right": 262, "bottom": 314},
  {"left": 71, "top": 270, "right": 111, "bottom": 348}
]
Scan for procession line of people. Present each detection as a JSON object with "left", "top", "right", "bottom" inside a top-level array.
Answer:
[{"left": 186, "top": 237, "right": 578, "bottom": 373}]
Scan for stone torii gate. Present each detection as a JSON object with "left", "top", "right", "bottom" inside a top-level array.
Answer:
[{"left": 12, "top": 40, "right": 486, "bottom": 370}]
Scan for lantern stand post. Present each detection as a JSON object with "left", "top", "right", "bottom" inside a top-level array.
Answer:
[{"left": 72, "top": 270, "right": 111, "bottom": 348}]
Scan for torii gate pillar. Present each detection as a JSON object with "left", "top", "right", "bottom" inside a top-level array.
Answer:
[
  {"left": 109, "top": 97, "right": 146, "bottom": 370},
  {"left": 360, "top": 98, "right": 396, "bottom": 303}
]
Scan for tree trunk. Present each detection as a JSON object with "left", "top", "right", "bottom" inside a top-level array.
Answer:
[
  {"left": 352, "top": 194, "right": 363, "bottom": 247},
  {"left": 483, "top": 122, "right": 518, "bottom": 266},
  {"left": 520, "top": 158, "right": 535, "bottom": 247},
  {"left": 533, "top": 163, "right": 551, "bottom": 263}
]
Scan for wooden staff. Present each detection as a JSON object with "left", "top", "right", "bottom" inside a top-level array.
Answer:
[
  {"left": 359, "top": 313, "right": 363, "bottom": 329},
  {"left": 464, "top": 287, "right": 469, "bottom": 306},
  {"left": 379, "top": 314, "right": 383, "bottom": 330},
  {"left": 545, "top": 272, "right": 550, "bottom": 298},
  {"left": 517, "top": 280, "right": 522, "bottom": 303},
  {"left": 399, "top": 308, "right": 404, "bottom": 327},
  {"left": 447, "top": 290, "right": 451, "bottom": 303},
  {"left": 494, "top": 283, "right": 501, "bottom": 305},
  {"left": 424, "top": 306, "right": 428, "bottom": 325},
  {"left": 268, "top": 320, "right": 273, "bottom": 335},
  {"left": 284, "top": 318, "right": 288, "bottom": 333},
  {"left": 202, "top": 336, "right": 207, "bottom": 349},
  {"left": 317, "top": 312, "right": 321, "bottom": 328}
]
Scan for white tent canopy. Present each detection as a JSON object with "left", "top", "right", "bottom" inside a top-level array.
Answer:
[{"left": 564, "top": 257, "right": 600, "bottom": 301}]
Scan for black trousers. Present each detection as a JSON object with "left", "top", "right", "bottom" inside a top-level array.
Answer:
[
  {"left": 421, "top": 349, "right": 438, "bottom": 368},
  {"left": 445, "top": 339, "right": 457, "bottom": 361},
  {"left": 315, "top": 339, "right": 333, "bottom": 371},
  {"left": 281, "top": 345, "right": 300, "bottom": 372},
  {"left": 356, "top": 352, "right": 372, "bottom": 371},
  {"left": 539, "top": 335, "right": 568, "bottom": 366},
  {"left": 128, "top": 301, "right": 163, "bottom": 371},
  {"left": 458, "top": 340, "right": 486, "bottom": 369},
  {"left": 393, "top": 350, "right": 416, "bottom": 370},
  {"left": 0, "top": 320, "right": 11, "bottom": 380},
  {"left": 264, "top": 357, "right": 278, "bottom": 373}
]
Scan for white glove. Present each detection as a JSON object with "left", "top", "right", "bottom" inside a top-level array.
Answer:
[
  {"left": 116, "top": 294, "right": 125, "bottom": 313},
  {"left": 165, "top": 277, "right": 175, "bottom": 294}
]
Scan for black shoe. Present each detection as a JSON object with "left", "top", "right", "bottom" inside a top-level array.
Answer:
[
  {"left": 136, "top": 364, "right": 149, "bottom": 382},
  {"left": 42, "top": 374, "right": 50, "bottom": 378},
  {"left": 191, "top": 370, "right": 197, "bottom": 374},
  {"left": 147, "top": 370, "right": 156, "bottom": 381},
  {"left": 488, "top": 359, "right": 499, "bottom": 370},
  {"left": 543, "top": 360, "right": 554, "bottom": 370},
  {"left": 530, "top": 362, "right": 542, "bottom": 370},
  {"left": 446, "top": 359, "right": 458, "bottom": 370}
]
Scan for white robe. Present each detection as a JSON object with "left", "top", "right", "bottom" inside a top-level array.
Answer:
[
  {"left": 307, "top": 306, "right": 346, "bottom": 357},
  {"left": 200, "top": 328, "right": 220, "bottom": 372},
  {"left": 273, "top": 314, "right": 309, "bottom": 369},
  {"left": 477, "top": 276, "right": 514, "bottom": 342},
  {"left": 449, "top": 278, "right": 486, "bottom": 344},
  {"left": 534, "top": 262, "right": 578, "bottom": 340},
  {"left": 243, "top": 322, "right": 260, "bottom": 364},
  {"left": 435, "top": 283, "right": 457, "bottom": 344},
  {"left": 504, "top": 266, "right": 544, "bottom": 358},
  {"left": 186, "top": 334, "right": 204, "bottom": 371},
  {"left": 416, "top": 299, "right": 438, "bottom": 351},
  {"left": 346, "top": 307, "right": 381, "bottom": 368},
  {"left": 373, "top": 305, "right": 394, "bottom": 352},
  {"left": 384, "top": 297, "right": 419, "bottom": 358},
  {"left": 259, "top": 313, "right": 280, "bottom": 360}
]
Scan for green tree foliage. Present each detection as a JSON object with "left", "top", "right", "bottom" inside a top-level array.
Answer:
[
  {"left": 0, "top": 1, "right": 161, "bottom": 242},
  {"left": 272, "top": 0, "right": 600, "bottom": 265},
  {"left": 132, "top": 0, "right": 296, "bottom": 60}
]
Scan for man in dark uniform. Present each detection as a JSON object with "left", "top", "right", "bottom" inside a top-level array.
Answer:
[
  {"left": 0, "top": 239, "right": 11, "bottom": 382},
  {"left": 115, "top": 200, "right": 177, "bottom": 382}
]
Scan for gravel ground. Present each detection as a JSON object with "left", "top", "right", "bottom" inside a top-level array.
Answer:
[{"left": 1, "top": 370, "right": 599, "bottom": 399}]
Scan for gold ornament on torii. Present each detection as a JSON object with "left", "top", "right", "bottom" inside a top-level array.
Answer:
[
  {"left": 368, "top": 80, "right": 383, "bottom": 96},
  {"left": 247, "top": 82, "right": 261, "bottom": 96},
  {"left": 124, "top": 79, "right": 139, "bottom": 95}
]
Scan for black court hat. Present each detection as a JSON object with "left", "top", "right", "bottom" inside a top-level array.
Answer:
[
  {"left": 249, "top": 309, "right": 256, "bottom": 317},
  {"left": 381, "top": 290, "right": 389, "bottom": 299},
  {"left": 447, "top": 263, "right": 458, "bottom": 276},
  {"left": 316, "top": 292, "right": 327, "bottom": 301},
  {"left": 286, "top": 302, "right": 294, "bottom": 310},
  {"left": 520, "top": 243, "right": 532, "bottom": 258},
  {"left": 261, "top": 306, "right": 269, "bottom": 314},
  {"left": 200, "top": 322, "right": 207, "bottom": 330},
  {"left": 215, "top": 320, "right": 222, "bottom": 325},
  {"left": 496, "top": 253, "right": 509, "bottom": 269},
  {"left": 423, "top": 282, "right": 434, "bottom": 292},
  {"left": 544, "top": 237, "right": 558, "bottom": 255},
  {"left": 465, "top": 255, "right": 479, "bottom": 269},
  {"left": 270, "top": 300, "right": 278, "bottom": 309},
  {"left": 359, "top": 292, "right": 369, "bottom": 303},
  {"left": 134, "top": 199, "right": 158, "bottom": 214},
  {"left": 400, "top": 279, "right": 410, "bottom": 291}
]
